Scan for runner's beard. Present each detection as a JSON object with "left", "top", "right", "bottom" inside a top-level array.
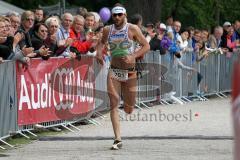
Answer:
[{"left": 114, "top": 18, "right": 125, "bottom": 29}]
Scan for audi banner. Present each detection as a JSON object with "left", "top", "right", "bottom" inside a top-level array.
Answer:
[{"left": 16, "top": 57, "right": 95, "bottom": 125}]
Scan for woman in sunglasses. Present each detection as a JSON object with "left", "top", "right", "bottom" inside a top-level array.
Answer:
[
  {"left": 31, "top": 23, "right": 52, "bottom": 59},
  {"left": 97, "top": 3, "right": 150, "bottom": 150}
]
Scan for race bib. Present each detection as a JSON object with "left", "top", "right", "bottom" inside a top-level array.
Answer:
[{"left": 110, "top": 68, "right": 128, "bottom": 81}]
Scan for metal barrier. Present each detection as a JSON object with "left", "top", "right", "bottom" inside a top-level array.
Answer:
[
  {"left": 218, "top": 53, "right": 238, "bottom": 93},
  {"left": 135, "top": 50, "right": 239, "bottom": 105},
  {"left": 181, "top": 51, "right": 198, "bottom": 98},
  {"left": 0, "top": 61, "right": 17, "bottom": 149}
]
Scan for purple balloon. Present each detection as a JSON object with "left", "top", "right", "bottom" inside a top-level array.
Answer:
[{"left": 99, "top": 7, "right": 111, "bottom": 23}]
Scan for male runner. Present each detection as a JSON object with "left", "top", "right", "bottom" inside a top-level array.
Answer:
[{"left": 97, "top": 4, "right": 150, "bottom": 150}]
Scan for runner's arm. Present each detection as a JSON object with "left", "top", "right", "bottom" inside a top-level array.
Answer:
[{"left": 131, "top": 25, "right": 150, "bottom": 59}]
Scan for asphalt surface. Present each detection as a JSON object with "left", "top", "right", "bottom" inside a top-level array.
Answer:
[{"left": 0, "top": 98, "right": 234, "bottom": 160}]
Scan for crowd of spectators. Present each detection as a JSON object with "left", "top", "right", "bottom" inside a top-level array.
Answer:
[
  {"left": 0, "top": 8, "right": 239, "bottom": 65},
  {"left": 0, "top": 8, "right": 103, "bottom": 63}
]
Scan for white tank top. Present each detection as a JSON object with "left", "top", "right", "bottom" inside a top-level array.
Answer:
[{"left": 108, "top": 23, "right": 135, "bottom": 57}]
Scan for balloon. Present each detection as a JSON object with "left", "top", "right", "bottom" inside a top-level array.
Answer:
[{"left": 99, "top": 7, "right": 111, "bottom": 23}]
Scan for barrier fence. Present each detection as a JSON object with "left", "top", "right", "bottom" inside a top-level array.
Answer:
[
  {"left": 0, "top": 61, "right": 17, "bottom": 148},
  {"left": 0, "top": 50, "right": 238, "bottom": 149}
]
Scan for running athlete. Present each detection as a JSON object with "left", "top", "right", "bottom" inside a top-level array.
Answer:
[{"left": 97, "top": 4, "right": 150, "bottom": 150}]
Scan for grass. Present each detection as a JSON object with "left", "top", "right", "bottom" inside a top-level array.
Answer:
[{"left": 0, "top": 128, "right": 69, "bottom": 151}]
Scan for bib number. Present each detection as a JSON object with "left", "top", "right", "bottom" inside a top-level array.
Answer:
[{"left": 110, "top": 69, "right": 128, "bottom": 81}]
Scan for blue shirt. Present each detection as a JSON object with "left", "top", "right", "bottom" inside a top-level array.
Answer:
[{"left": 56, "top": 25, "right": 70, "bottom": 57}]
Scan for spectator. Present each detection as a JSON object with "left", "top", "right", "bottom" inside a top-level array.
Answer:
[
  {"left": 31, "top": 23, "right": 48, "bottom": 50},
  {"left": 166, "top": 15, "right": 173, "bottom": 33},
  {"left": 221, "top": 21, "right": 232, "bottom": 52},
  {"left": 168, "top": 20, "right": 182, "bottom": 56},
  {"left": 130, "top": 14, "right": 143, "bottom": 29},
  {"left": 34, "top": 8, "right": 44, "bottom": 24},
  {"left": 77, "top": 7, "right": 88, "bottom": 18},
  {"left": 192, "top": 29, "right": 202, "bottom": 49},
  {"left": 172, "top": 21, "right": 181, "bottom": 36},
  {"left": 145, "top": 22, "right": 155, "bottom": 42},
  {"left": 209, "top": 26, "right": 223, "bottom": 49},
  {"left": 69, "top": 15, "right": 93, "bottom": 54},
  {"left": 90, "top": 12, "right": 101, "bottom": 31},
  {"left": 201, "top": 29, "right": 209, "bottom": 44},
  {"left": 227, "top": 26, "right": 237, "bottom": 50},
  {"left": 56, "top": 12, "right": 75, "bottom": 57},
  {"left": 6, "top": 12, "right": 20, "bottom": 34},
  {"left": 18, "top": 11, "right": 35, "bottom": 48},
  {"left": 0, "top": 18, "right": 12, "bottom": 60},
  {"left": 233, "top": 20, "right": 240, "bottom": 41},
  {"left": 84, "top": 12, "right": 95, "bottom": 32},
  {"left": 194, "top": 40, "right": 209, "bottom": 62},
  {"left": 3, "top": 17, "right": 14, "bottom": 37},
  {"left": 149, "top": 23, "right": 167, "bottom": 54},
  {"left": 31, "top": 23, "right": 52, "bottom": 59},
  {"left": 45, "top": 16, "right": 66, "bottom": 56},
  {"left": 185, "top": 26, "right": 194, "bottom": 53},
  {"left": 179, "top": 29, "right": 189, "bottom": 51}
]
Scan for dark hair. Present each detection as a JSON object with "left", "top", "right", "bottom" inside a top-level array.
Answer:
[
  {"left": 166, "top": 15, "right": 173, "bottom": 20},
  {"left": 113, "top": 3, "right": 125, "bottom": 8},
  {"left": 34, "top": 8, "right": 43, "bottom": 13},
  {"left": 174, "top": 52, "right": 181, "bottom": 59},
  {"left": 146, "top": 22, "right": 154, "bottom": 28},
  {"left": 33, "top": 23, "right": 48, "bottom": 33},
  {"left": 180, "top": 28, "right": 188, "bottom": 34},
  {"left": 186, "top": 26, "right": 194, "bottom": 31},
  {"left": 130, "top": 14, "right": 142, "bottom": 25},
  {"left": 194, "top": 29, "right": 201, "bottom": 35},
  {"left": 85, "top": 12, "right": 95, "bottom": 19},
  {"left": 77, "top": 7, "right": 88, "bottom": 18}
]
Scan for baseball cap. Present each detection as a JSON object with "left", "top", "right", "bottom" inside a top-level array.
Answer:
[
  {"left": 111, "top": 6, "right": 126, "bottom": 14},
  {"left": 223, "top": 21, "right": 231, "bottom": 26},
  {"left": 159, "top": 23, "right": 167, "bottom": 30}
]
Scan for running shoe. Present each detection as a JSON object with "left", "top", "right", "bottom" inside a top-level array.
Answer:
[{"left": 111, "top": 140, "right": 122, "bottom": 150}]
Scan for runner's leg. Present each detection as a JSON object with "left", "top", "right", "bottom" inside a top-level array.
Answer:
[
  {"left": 107, "top": 72, "right": 122, "bottom": 141},
  {"left": 122, "top": 72, "right": 137, "bottom": 114}
]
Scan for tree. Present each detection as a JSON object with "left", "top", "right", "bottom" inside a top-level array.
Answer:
[
  {"left": 123, "top": 0, "right": 163, "bottom": 25},
  {"left": 3, "top": 0, "right": 240, "bottom": 29}
]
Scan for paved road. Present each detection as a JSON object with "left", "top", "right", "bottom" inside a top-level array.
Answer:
[{"left": 0, "top": 98, "right": 234, "bottom": 160}]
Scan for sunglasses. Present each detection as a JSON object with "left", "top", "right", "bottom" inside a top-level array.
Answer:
[
  {"left": 26, "top": 18, "right": 34, "bottom": 21},
  {"left": 40, "top": 30, "right": 48, "bottom": 33},
  {"left": 113, "top": 13, "right": 124, "bottom": 17}
]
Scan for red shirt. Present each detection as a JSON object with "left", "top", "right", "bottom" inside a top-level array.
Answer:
[{"left": 69, "top": 28, "right": 92, "bottom": 54}]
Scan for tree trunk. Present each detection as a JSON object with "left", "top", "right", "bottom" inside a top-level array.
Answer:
[
  {"left": 124, "top": 0, "right": 163, "bottom": 25},
  {"left": 214, "top": 0, "right": 220, "bottom": 25}
]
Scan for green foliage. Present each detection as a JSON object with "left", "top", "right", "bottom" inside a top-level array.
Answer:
[
  {"left": 162, "top": 0, "right": 240, "bottom": 30},
  {"left": 3, "top": 0, "right": 59, "bottom": 10},
  {"left": 3, "top": 0, "right": 240, "bottom": 29}
]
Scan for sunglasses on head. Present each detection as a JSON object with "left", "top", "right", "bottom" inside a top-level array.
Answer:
[{"left": 113, "top": 13, "right": 124, "bottom": 17}]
